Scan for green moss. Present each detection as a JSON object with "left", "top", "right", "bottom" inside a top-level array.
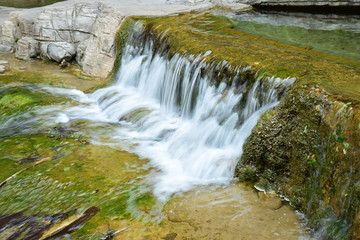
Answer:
[
  {"left": 139, "top": 12, "right": 360, "bottom": 104},
  {"left": 63, "top": 69, "right": 95, "bottom": 81},
  {"left": 113, "top": 17, "right": 137, "bottom": 76},
  {"left": 228, "top": 19, "right": 360, "bottom": 63},
  {"left": 0, "top": 94, "right": 37, "bottom": 109},
  {"left": 237, "top": 87, "right": 360, "bottom": 237}
]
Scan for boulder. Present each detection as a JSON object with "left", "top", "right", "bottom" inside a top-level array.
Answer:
[
  {"left": 1, "top": 3, "right": 123, "bottom": 78},
  {"left": 34, "top": 3, "right": 101, "bottom": 43},
  {"left": 78, "top": 7, "right": 123, "bottom": 78},
  {"left": 40, "top": 42, "right": 76, "bottom": 63},
  {"left": 0, "top": 44, "right": 13, "bottom": 53},
  {"left": 15, "top": 37, "right": 40, "bottom": 60},
  {"left": 0, "top": 20, "right": 16, "bottom": 45}
]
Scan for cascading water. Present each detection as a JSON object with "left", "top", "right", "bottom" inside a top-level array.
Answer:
[{"left": 0, "top": 27, "right": 295, "bottom": 200}]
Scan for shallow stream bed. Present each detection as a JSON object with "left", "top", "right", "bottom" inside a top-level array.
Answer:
[{"left": 0, "top": 34, "right": 311, "bottom": 239}]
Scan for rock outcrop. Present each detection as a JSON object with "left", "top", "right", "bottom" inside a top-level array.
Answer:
[
  {"left": 15, "top": 37, "right": 39, "bottom": 60},
  {"left": 236, "top": 87, "right": 360, "bottom": 239},
  {"left": 0, "top": 3, "right": 123, "bottom": 78}
]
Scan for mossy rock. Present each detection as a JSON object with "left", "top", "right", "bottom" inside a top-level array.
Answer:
[{"left": 236, "top": 86, "right": 360, "bottom": 238}]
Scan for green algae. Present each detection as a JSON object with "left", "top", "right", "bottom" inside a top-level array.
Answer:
[
  {"left": 0, "top": 54, "right": 110, "bottom": 92},
  {"left": 0, "top": 51, "right": 156, "bottom": 237},
  {"left": 236, "top": 87, "right": 360, "bottom": 238},
  {"left": 113, "top": 17, "right": 137, "bottom": 76},
  {"left": 0, "top": 94, "right": 37, "bottom": 109},
  {"left": 0, "top": 0, "right": 64, "bottom": 8},
  {"left": 140, "top": 11, "right": 360, "bottom": 104},
  {"left": 226, "top": 19, "right": 360, "bottom": 63}
]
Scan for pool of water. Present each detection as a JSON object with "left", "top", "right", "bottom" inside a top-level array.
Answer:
[
  {"left": 215, "top": 10, "right": 360, "bottom": 62},
  {"left": 0, "top": 0, "right": 65, "bottom": 8}
]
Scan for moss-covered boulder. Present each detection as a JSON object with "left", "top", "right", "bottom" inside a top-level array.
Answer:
[{"left": 236, "top": 86, "right": 360, "bottom": 239}]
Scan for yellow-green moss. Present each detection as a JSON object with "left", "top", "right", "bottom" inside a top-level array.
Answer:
[{"left": 139, "top": 12, "right": 360, "bottom": 105}]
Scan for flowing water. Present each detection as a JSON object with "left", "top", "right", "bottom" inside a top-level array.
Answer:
[
  {"left": 0, "top": 26, "right": 308, "bottom": 238},
  {"left": 1, "top": 28, "right": 295, "bottom": 200}
]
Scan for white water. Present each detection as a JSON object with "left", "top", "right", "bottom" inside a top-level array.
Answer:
[{"left": 0, "top": 33, "right": 295, "bottom": 200}]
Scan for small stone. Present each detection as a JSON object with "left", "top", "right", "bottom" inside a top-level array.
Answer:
[
  {"left": 162, "top": 233, "right": 177, "bottom": 240},
  {"left": 19, "top": 67, "right": 27, "bottom": 70},
  {"left": 258, "top": 191, "right": 283, "bottom": 210},
  {"left": 0, "top": 61, "right": 9, "bottom": 72},
  {"left": 59, "top": 59, "right": 69, "bottom": 69},
  {"left": 0, "top": 65, "right": 6, "bottom": 73},
  {"left": 0, "top": 44, "right": 13, "bottom": 53}
]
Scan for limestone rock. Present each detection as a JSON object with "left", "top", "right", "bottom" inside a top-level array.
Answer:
[
  {"left": 1, "top": 3, "right": 123, "bottom": 78},
  {"left": 15, "top": 37, "right": 40, "bottom": 60},
  {"left": 0, "top": 65, "right": 5, "bottom": 73},
  {"left": 40, "top": 42, "right": 76, "bottom": 62},
  {"left": 0, "top": 20, "right": 15, "bottom": 45},
  {"left": 34, "top": 3, "right": 101, "bottom": 43},
  {"left": 79, "top": 7, "right": 124, "bottom": 78},
  {"left": 0, "top": 44, "right": 13, "bottom": 53}
]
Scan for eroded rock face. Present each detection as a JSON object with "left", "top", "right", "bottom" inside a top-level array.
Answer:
[
  {"left": 0, "top": 3, "right": 124, "bottom": 78},
  {"left": 236, "top": 87, "right": 360, "bottom": 239},
  {"left": 77, "top": 7, "right": 123, "bottom": 78},
  {"left": 15, "top": 37, "right": 40, "bottom": 60}
]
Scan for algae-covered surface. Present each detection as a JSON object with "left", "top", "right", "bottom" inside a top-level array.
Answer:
[
  {"left": 0, "top": 51, "right": 311, "bottom": 238},
  {"left": 0, "top": 0, "right": 64, "bottom": 8},
  {"left": 141, "top": 11, "right": 360, "bottom": 105},
  {"left": 0, "top": 63, "right": 158, "bottom": 238}
]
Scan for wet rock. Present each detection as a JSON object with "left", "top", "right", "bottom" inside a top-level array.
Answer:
[
  {"left": 15, "top": 37, "right": 40, "bottom": 60},
  {"left": 59, "top": 59, "right": 69, "bottom": 69},
  {"left": 162, "top": 232, "right": 178, "bottom": 240},
  {"left": 258, "top": 191, "right": 283, "bottom": 210},
  {"left": 353, "top": 212, "right": 360, "bottom": 240},
  {"left": 40, "top": 42, "right": 76, "bottom": 63},
  {"left": 0, "top": 61, "right": 8, "bottom": 73},
  {"left": 236, "top": 164, "right": 257, "bottom": 182},
  {"left": 236, "top": 88, "right": 360, "bottom": 237}
]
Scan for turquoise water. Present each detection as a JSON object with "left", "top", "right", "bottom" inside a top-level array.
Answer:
[{"left": 216, "top": 10, "right": 360, "bottom": 62}]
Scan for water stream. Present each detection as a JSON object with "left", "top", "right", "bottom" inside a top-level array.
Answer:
[{"left": 1, "top": 28, "right": 295, "bottom": 201}]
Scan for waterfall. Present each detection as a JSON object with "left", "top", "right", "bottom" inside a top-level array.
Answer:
[
  {"left": 88, "top": 29, "right": 295, "bottom": 199},
  {"left": 0, "top": 28, "right": 295, "bottom": 200}
]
